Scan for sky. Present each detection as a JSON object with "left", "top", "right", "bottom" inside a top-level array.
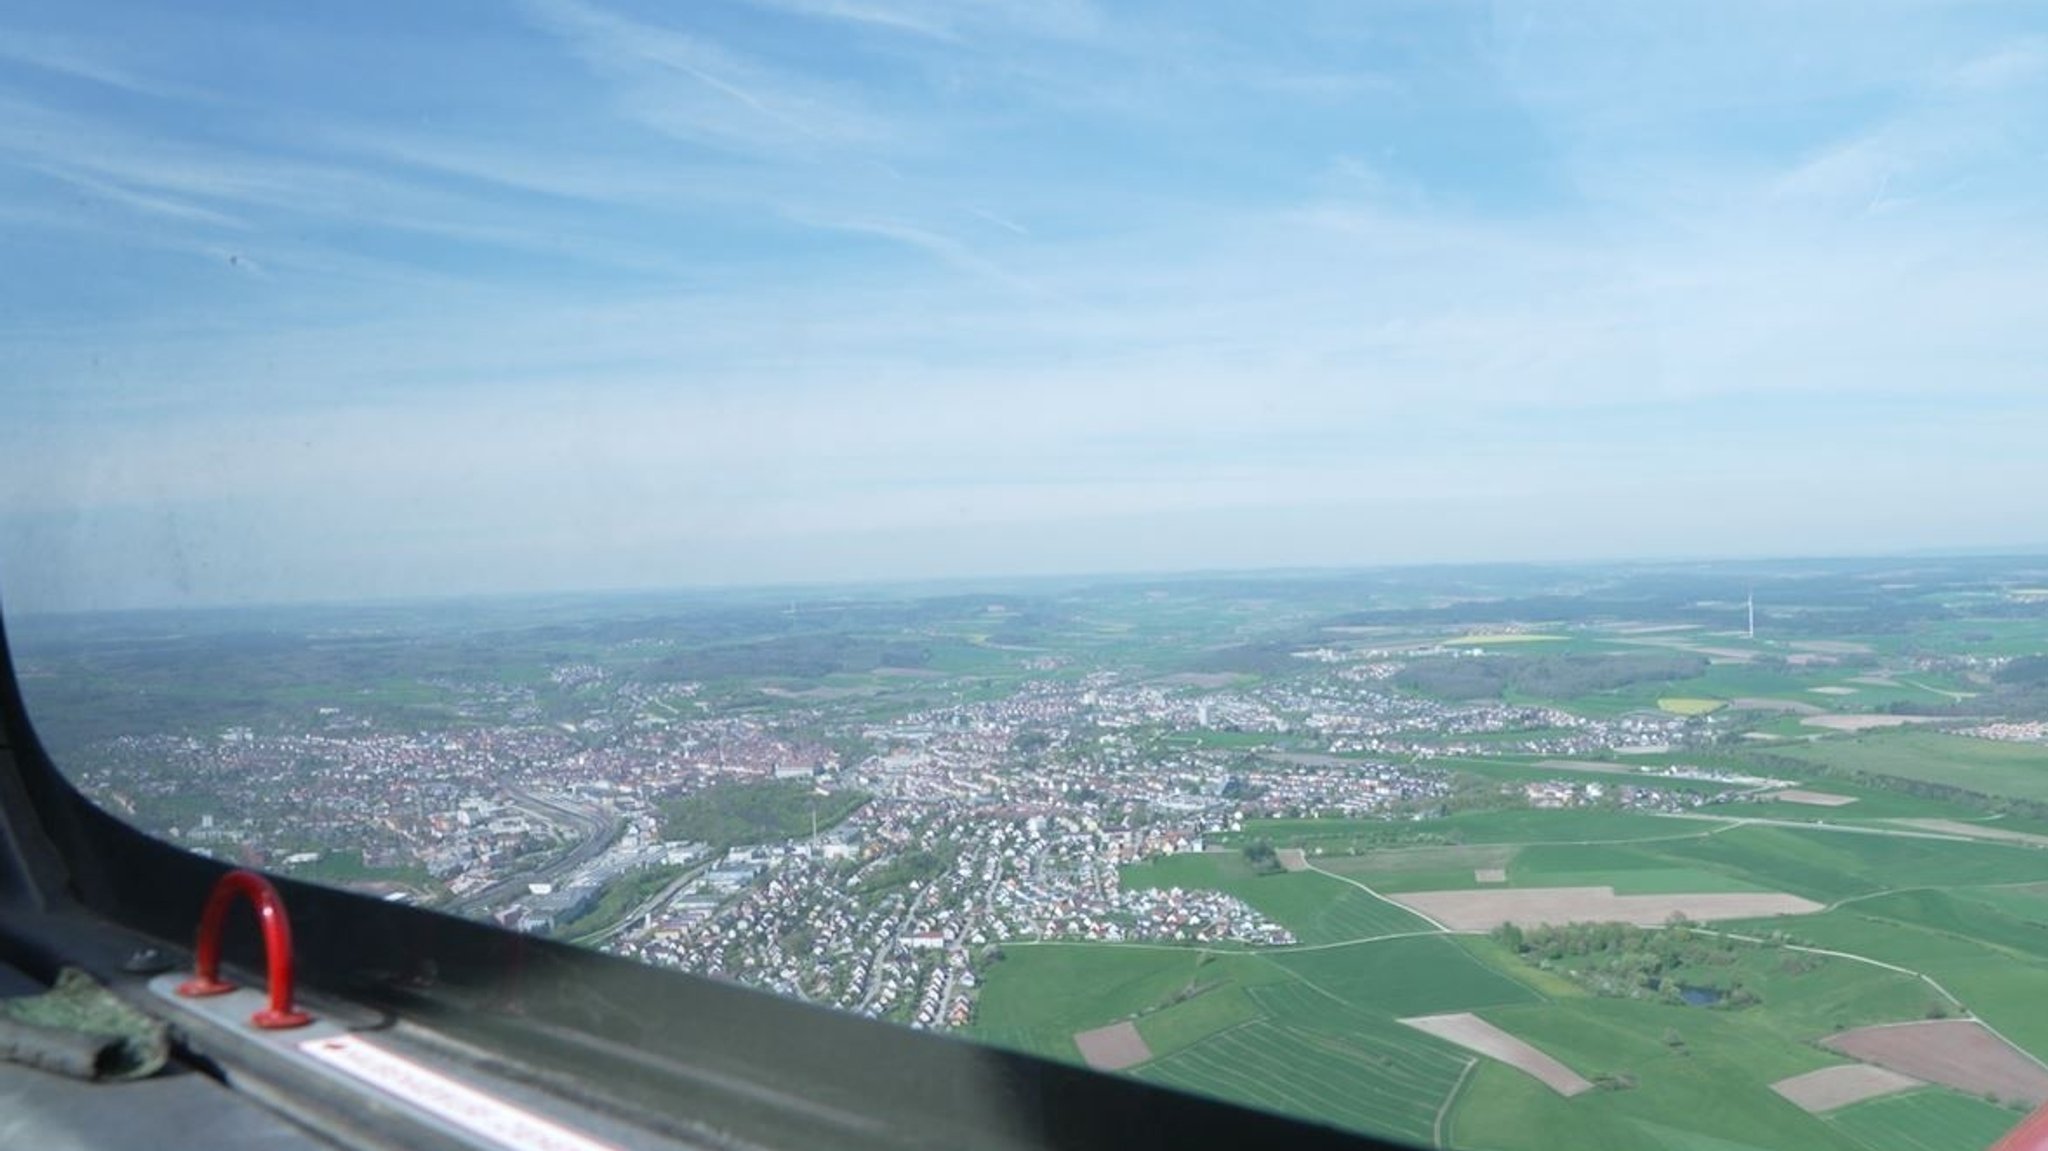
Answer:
[{"left": 2, "top": 1, "right": 2046, "bottom": 612}]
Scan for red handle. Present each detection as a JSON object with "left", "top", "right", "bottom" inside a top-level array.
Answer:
[{"left": 176, "top": 869, "right": 312, "bottom": 1029}]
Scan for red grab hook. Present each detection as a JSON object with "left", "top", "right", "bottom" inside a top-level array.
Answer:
[{"left": 176, "top": 869, "right": 313, "bottom": 1029}]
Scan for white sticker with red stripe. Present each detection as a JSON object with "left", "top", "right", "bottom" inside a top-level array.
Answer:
[{"left": 299, "top": 1033, "right": 620, "bottom": 1151}]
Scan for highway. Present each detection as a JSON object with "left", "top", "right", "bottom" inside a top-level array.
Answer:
[
  {"left": 452, "top": 783, "right": 623, "bottom": 915},
  {"left": 573, "top": 860, "right": 710, "bottom": 947}
]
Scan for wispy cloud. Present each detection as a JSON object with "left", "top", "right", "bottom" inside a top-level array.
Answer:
[
  {"left": 0, "top": 30, "right": 203, "bottom": 100},
  {"left": 520, "top": 0, "right": 898, "bottom": 154},
  {"left": 736, "top": 0, "right": 1103, "bottom": 42},
  {"left": 970, "top": 207, "right": 1030, "bottom": 236},
  {"left": 736, "top": 0, "right": 958, "bottom": 41},
  {"left": 783, "top": 210, "right": 1040, "bottom": 293},
  {"left": 1939, "top": 38, "right": 2048, "bottom": 94},
  {"left": 1769, "top": 37, "right": 2045, "bottom": 215}
]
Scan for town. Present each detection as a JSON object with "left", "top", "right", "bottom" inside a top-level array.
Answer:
[{"left": 67, "top": 654, "right": 1738, "bottom": 1032}]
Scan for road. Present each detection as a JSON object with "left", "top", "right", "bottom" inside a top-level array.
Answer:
[
  {"left": 452, "top": 783, "right": 623, "bottom": 914},
  {"left": 574, "top": 859, "right": 711, "bottom": 946}
]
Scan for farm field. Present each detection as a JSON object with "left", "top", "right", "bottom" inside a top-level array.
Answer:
[
  {"left": 1121, "top": 850, "right": 1430, "bottom": 942},
  {"left": 938, "top": 561, "right": 2048, "bottom": 1149},
  {"left": 1824, "top": 1088, "right": 2030, "bottom": 1151},
  {"left": 1132, "top": 983, "right": 1261, "bottom": 1057},
  {"left": 969, "top": 935, "right": 1521, "bottom": 1144},
  {"left": 1644, "top": 823, "right": 2046, "bottom": 904},
  {"left": 1822, "top": 1020, "right": 2048, "bottom": 1108},
  {"left": 1429, "top": 755, "right": 1735, "bottom": 794},
  {"left": 1269, "top": 936, "right": 1538, "bottom": 1016},
  {"left": 973, "top": 801, "right": 2048, "bottom": 1150},
  {"left": 1232, "top": 807, "right": 1724, "bottom": 855},
  {"left": 1387, "top": 885, "right": 1821, "bottom": 930},
  {"left": 1312, "top": 818, "right": 2046, "bottom": 902},
  {"left": 1770, "top": 1064, "right": 1921, "bottom": 1112},
  {"left": 1402, "top": 1013, "right": 1592, "bottom": 1095},
  {"left": 1713, "top": 781, "right": 1998, "bottom": 821},
  {"left": 1446, "top": 996, "right": 1869, "bottom": 1151},
  {"left": 1777, "top": 730, "right": 2048, "bottom": 803},
  {"left": 1135, "top": 1017, "right": 1466, "bottom": 1145}
]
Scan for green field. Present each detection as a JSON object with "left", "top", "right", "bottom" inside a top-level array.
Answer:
[
  {"left": 1133, "top": 983, "right": 1263, "bottom": 1057},
  {"left": 1310, "top": 823, "right": 1982, "bottom": 897},
  {"left": 979, "top": 799, "right": 2048, "bottom": 1151},
  {"left": 1229, "top": 808, "right": 1725, "bottom": 856},
  {"left": 1271, "top": 935, "right": 1539, "bottom": 1016},
  {"left": 970, "top": 934, "right": 1510, "bottom": 1143},
  {"left": 1779, "top": 729, "right": 2048, "bottom": 802},
  {"left": 1735, "top": 888, "right": 2048, "bottom": 1056},
  {"left": 1318, "top": 839, "right": 1772, "bottom": 896},
  {"left": 1137, "top": 1017, "right": 1466, "bottom": 1145},
  {"left": 1452, "top": 996, "right": 1865, "bottom": 1151},
  {"left": 971, "top": 945, "right": 1206, "bottom": 1060},
  {"left": 1955, "top": 881, "right": 2048, "bottom": 923},
  {"left": 1648, "top": 824, "right": 2044, "bottom": 904},
  {"left": 1711, "top": 781, "right": 1993, "bottom": 822},
  {"left": 1825, "top": 1089, "right": 2026, "bottom": 1151},
  {"left": 1121, "top": 851, "right": 1431, "bottom": 942}
]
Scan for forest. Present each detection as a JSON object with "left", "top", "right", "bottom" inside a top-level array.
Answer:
[
  {"left": 658, "top": 779, "right": 869, "bottom": 847},
  {"left": 1396, "top": 652, "right": 1709, "bottom": 702}
]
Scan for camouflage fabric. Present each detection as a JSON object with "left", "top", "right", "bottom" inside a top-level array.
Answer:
[{"left": 0, "top": 967, "right": 168, "bottom": 1080}]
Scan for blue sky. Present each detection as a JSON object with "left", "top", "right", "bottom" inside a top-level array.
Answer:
[{"left": 2, "top": 1, "right": 2045, "bottom": 611}]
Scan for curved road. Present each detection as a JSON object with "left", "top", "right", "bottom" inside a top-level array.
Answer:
[{"left": 452, "top": 783, "right": 624, "bottom": 915}]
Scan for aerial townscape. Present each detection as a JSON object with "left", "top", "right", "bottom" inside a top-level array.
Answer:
[{"left": 16, "top": 555, "right": 2048, "bottom": 1151}]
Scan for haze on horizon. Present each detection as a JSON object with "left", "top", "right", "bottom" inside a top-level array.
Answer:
[{"left": 3, "top": 2, "right": 2047, "bottom": 613}]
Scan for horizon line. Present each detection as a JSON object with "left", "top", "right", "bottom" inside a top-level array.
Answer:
[{"left": 9, "top": 544, "right": 2048, "bottom": 620}]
